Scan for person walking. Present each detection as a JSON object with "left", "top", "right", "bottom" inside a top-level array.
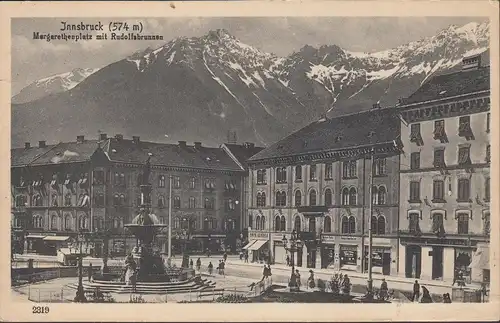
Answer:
[
  {"left": 412, "top": 280, "right": 420, "bottom": 302},
  {"left": 220, "top": 259, "right": 226, "bottom": 277},
  {"left": 307, "top": 270, "right": 316, "bottom": 289},
  {"left": 223, "top": 251, "right": 228, "bottom": 263},
  {"left": 189, "top": 258, "right": 194, "bottom": 269},
  {"left": 261, "top": 264, "right": 268, "bottom": 282},
  {"left": 379, "top": 278, "right": 388, "bottom": 300},
  {"left": 244, "top": 252, "right": 249, "bottom": 263},
  {"left": 206, "top": 248, "right": 211, "bottom": 258},
  {"left": 286, "top": 254, "right": 290, "bottom": 267},
  {"left": 295, "top": 269, "right": 301, "bottom": 289},
  {"left": 208, "top": 261, "right": 214, "bottom": 276},
  {"left": 420, "top": 286, "right": 433, "bottom": 303},
  {"left": 196, "top": 258, "right": 201, "bottom": 271}
]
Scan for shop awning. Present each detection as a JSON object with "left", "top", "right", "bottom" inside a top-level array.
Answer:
[
  {"left": 469, "top": 246, "right": 489, "bottom": 270},
  {"left": 26, "top": 234, "right": 46, "bottom": 239},
  {"left": 43, "top": 236, "right": 70, "bottom": 242},
  {"left": 242, "top": 240, "right": 257, "bottom": 250},
  {"left": 248, "top": 240, "right": 267, "bottom": 251}
]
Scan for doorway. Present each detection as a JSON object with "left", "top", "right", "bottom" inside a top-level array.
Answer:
[
  {"left": 382, "top": 252, "right": 391, "bottom": 275},
  {"left": 307, "top": 248, "right": 316, "bottom": 268},
  {"left": 405, "top": 245, "right": 421, "bottom": 278},
  {"left": 432, "top": 246, "right": 444, "bottom": 280},
  {"left": 296, "top": 247, "right": 303, "bottom": 267}
]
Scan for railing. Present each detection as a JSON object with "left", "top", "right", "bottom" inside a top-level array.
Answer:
[{"left": 24, "top": 286, "right": 76, "bottom": 303}]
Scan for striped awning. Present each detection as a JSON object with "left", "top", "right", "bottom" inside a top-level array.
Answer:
[
  {"left": 43, "top": 236, "right": 70, "bottom": 242},
  {"left": 248, "top": 240, "right": 268, "bottom": 251},
  {"left": 242, "top": 240, "right": 257, "bottom": 250}
]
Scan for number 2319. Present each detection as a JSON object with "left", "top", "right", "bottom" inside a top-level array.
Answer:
[{"left": 33, "top": 306, "right": 50, "bottom": 314}]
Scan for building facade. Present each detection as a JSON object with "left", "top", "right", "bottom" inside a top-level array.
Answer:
[
  {"left": 246, "top": 108, "right": 402, "bottom": 275},
  {"left": 397, "top": 54, "right": 490, "bottom": 284},
  {"left": 11, "top": 134, "right": 248, "bottom": 257}
]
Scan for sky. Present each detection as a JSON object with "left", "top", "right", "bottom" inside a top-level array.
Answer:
[{"left": 11, "top": 17, "right": 488, "bottom": 95}]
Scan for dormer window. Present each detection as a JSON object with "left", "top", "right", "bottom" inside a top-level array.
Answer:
[
  {"left": 410, "top": 123, "right": 423, "bottom": 146},
  {"left": 433, "top": 120, "right": 447, "bottom": 143},
  {"left": 458, "top": 116, "right": 473, "bottom": 140}
]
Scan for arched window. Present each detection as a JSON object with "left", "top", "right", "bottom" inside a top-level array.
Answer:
[
  {"left": 378, "top": 186, "right": 386, "bottom": 205},
  {"left": 324, "top": 216, "right": 332, "bottom": 233},
  {"left": 276, "top": 191, "right": 286, "bottom": 207},
  {"left": 64, "top": 215, "right": 71, "bottom": 230},
  {"left": 309, "top": 217, "right": 316, "bottom": 232},
  {"left": 173, "top": 196, "right": 181, "bottom": 208},
  {"left": 294, "top": 216, "right": 301, "bottom": 232},
  {"left": 309, "top": 189, "right": 317, "bottom": 206},
  {"left": 274, "top": 216, "right": 281, "bottom": 231},
  {"left": 260, "top": 216, "right": 266, "bottom": 231},
  {"left": 257, "top": 192, "right": 266, "bottom": 207},
  {"left": 203, "top": 217, "right": 210, "bottom": 230},
  {"left": 342, "top": 188, "right": 349, "bottom": 205},
  {"left": 295, "top": 190, "right": 302, "bottom": 206},
  {"left": 341, "top": 216, "right": 349, "bottom": 234},
  {"left": 349, "top": 188, "right": 357, "bottom": 206},
  {"left": 255, "top": 215, "right": 261, "bottom": 230},
  {"left": 158, "top": 175, "right": 165, "bottom": 188},
  {"left": 120, "top": 194, "right": 126, "bottom": 205},
  {"left": 249, "top": 214, "right": 253, "bottom": 229},
  {"left": 114, "top": 218, "right": 119, "bottom": 228},
  {"left": 158, "top": 195, "right": 165, "bottom": 208},
  {"left": 113, "top": 194, "right": 120, "bottom": 206},
  {"left": 324, "top": 189, "right": 333, "bottom": 206},
  {"left": 348, "top": 217, "right": 356, "bottom": 233},
  {"left": 189, "top": 197, "right": 196, "bottom": 209},
  {"left": 280, "top": 216, "right": 286, "bottom": 232},
  {"left": 371, "top": 216, "right": 378, "bottom": 233},
  {"left": 51, "top": 215, "right": 57, "bottom": 230},
  {"left": 174, "top": 217, "right": 180, "bottom": 229},
  {"left": 372, "top": 186, "right": 378, "bottom": 205},
  {"left": 377, "top": 216, "right": 386, "bottom": 235},
  {"left": 295, "top": 165, "right": 302, "bottom": 181}
]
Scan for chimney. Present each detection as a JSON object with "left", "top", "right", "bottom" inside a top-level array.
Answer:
[
  {"left": 462, "top": 54, "right": 481, "bottom": 70},
  {"left": 39, "top": 140, "right": 46, "bottom": 148},
  {"left": 115, "top": 134, "right": 124, "bottom": 140},
  {"left": 99, "top": 133, "right": 108, "bottom": 141},
  {"left": 76, "top": 135, "right": 85, "bottom": 143},
  {"left": 24, "top": 142, "right": 31, "bottom": 149},
  {"left": 194, "top": 142, "right": 202, "bottom": 149},
  {"left": 178, "top": 140, "right": 187, "bottom": 148},
  {"left": 132, "top": 136, "right": 140, "bottom": 144},
  {"left": 244, "top": 142, "right": 255, "bottom": 149}
]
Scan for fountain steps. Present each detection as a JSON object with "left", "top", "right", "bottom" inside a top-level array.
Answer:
[{"left": 66, "top": 279, "right": 217, "bottom": 294}]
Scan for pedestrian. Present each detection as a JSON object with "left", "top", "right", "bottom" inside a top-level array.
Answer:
[
  {"left": 412, "top": 280, "right": 420, "bottom": 302},
  {"left": 244, "top": 252, "right": 249, "bottom": 263},
  {"left": 444, "top": 293, "right": 452, "bottom": 303},
  {"left": 342, "top": 274, "right": 351, "bottom": 295},
  {"left": 307, "top": 270, "right": 316, "bottom": 289},
  {"left": 286, "top": 254, "right": 290, "bottom": 266},
  {"left": 295, "top": 269, "right": 301, "bottom": 289},
  {"left": 208, "top": 261, "right": 214, "bottom": 276},
  {"left": 196, "top": 257, "right": 201, "bottom": 271},
  {"left": 206, "top": 248, "right": 211, "bottom": 258},
  {"left": 223, "top": 251, "right": 228, "bottom": 263},
  {"left": 379, "top": 278, "right": 388, "bottom": 300},
  {"left": 189, "top": 258, "right": 194, "bottom": 269},
  {"left": 420, "top": 286, "right": 433, "bottom": 303},
  {"left": 261, "top": 264, "right": 268, "bottom": 281},
  {"left": 88, "top": 263, "right": 93, "bottom": 282},
  {"left": 220, "top": 259, "right": 225, "bottom": 277},
  {"left": 267, "top": 264, "right": 272, "bottom": 278}
]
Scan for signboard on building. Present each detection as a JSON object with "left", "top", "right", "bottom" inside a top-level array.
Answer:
[{"left": 249, "top": 232, "right": 269, "bottom": 240}]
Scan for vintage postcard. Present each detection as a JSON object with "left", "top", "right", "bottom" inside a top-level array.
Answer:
[{"left": 0, "top": 0, "right": 499, "bottom": 322}]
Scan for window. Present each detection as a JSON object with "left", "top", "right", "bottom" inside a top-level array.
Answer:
[
  {"left": 349, "top": 188, "right": 357, "bottom": 206},
  {"left": 203, "top": 217, "right": 210, "bottom": 230},
  {"left": 486, "top": 145, "right": 491, "bottom": 163},
  {"left": 256, "top": 192, "right": 266, "bottom": 207},
  {"left": 173, "top": 196, "right": 181, "bottom": 208},
  {"left": 64, "top": 193, "right": 72, "bottom": 206},
  {"left": 276, "top": 167, "right": 287, "bottom": 183},
  {"left": 377, "top": 216, "right": 386, "bottom": 235},
  {"left": 295, "top": 190, "right": 302, "bottom": 207},
  {"left": 257, "top": 170, "right": 267, "bottom": 185},
  {"left": 309, "top": 165, "right": 317, "bottom": 181},
  {"left": 33, "top": 194, "right": 43, "bottom": 206},
  {"left": 409, "top": 181, "right": 420, "bottom": 202},
  {"left": 341, "top": 216, "right": 349, "bottom": 234},
  {"left": 158, "top": 195, "right": 165, "bottom": 208},
  {"left": 280, "top": 216, "right": 286, "bottom": 232},
  {"left": 433, "top": 149, "right": 445, "bottom": 168},
  {"left": 410, "top": 152, "right": 420, "bottom": 170},
  {"left": 113, "top": 194, "right": 120, "bottom": 206},
  {"left": 15, "top": 195, "right": 27, "bottom": 207},
  {"left": 458, "top": 116, "right": 473, "bottom": 138},
  {"left": 260, "top": 216, "right": 266, "bottom": 231},
  {"left": 93, "top": 170, "right": 105, "bottom": 185},
  {"left": 158, "top": 175, "right": 165, "bottom": 188},
  {"left": 309, "top": 189, "right": 317, "bottom": 206},
  {"left": 189, "top": 197, "right": 196, "bottom": 209},
  {"left": 64, "top": 215, "right": 71, "bottom": 230},
  {"left": 341, "top": 216, "right": 356, "bottom": 234},
  {"left": 342, "top": 188, "right": 349, "bottom": 205},
  {"left": 324, "top": 216, "right": 332, "bottom": 233},
  {"left": 432, "top": 213, "right": 445, "bottom": 236},
  {"left": 342, "top": 161, "right": 357, "bottom": 178},
  {"left": 324, "top": 189, "right": 333, "bottom": 206},
  {"left": 51, "top": 194, "right": 58, "bottom": 207},
  {"left": 377, "top": 186, "right": 386, "bottom": 205},
  {"left": 51, "top": 215, "right": 57, "bottom": 230},
  {"left": 433, "top": 180, "right": 445, "bottom": 201},
  {"left": 433, "top": 120, "right": 447, "bottom": 142},
  {"left": 486, "top": 113, "right": 490, "bottom": 133},
  {"left": 275, "top": 191, "right": 286, "bottom": 207},
  {"left": 457, "top": 179, "right": 470, "bottom": 202},
  {"left": 295, "top": 165, "right": 302, "bottom": 181},
  {"left": 95, "top": 193, "right": 105, "bottom": 207},
  {"left": 174, "top": 217, "right": 180, "bottom": 229},
  {"left": 181, "top": 218, "right": 189, "bottom": 230},
  {"left": 294, "top": 216, "right": 301, "bottom": 232},
  {"left": 485, "top": 178, "right": 490, "bottom": 202},
  {"left": 173, "top": 176, "right": 180, "bottom": 189},
  {"left": 248, "top": 214, "right": 253, "bottom": 229},
  {"left": 410, "top": 123, "right": 423, "bottom": 145},
  {"left": 457, "top": 213, "right": 469, "bottom": 234},
  {"left": 373, "top": 158, "right": 387, "bottom": 176},
  {"left": 275, "top": 216, "right": 281, "bottom": 231},
  {"left": 483, "top": 212, "right": 490, "bottom": 236},
  {"left": 325, "top": 164, "right": 333, "bottom": 179},
  {"left": 189, "top": 177, "right": 196, "bottom": 189},
  {"left": 309, "top": 217, "right": 316, "bottom": 232},
  {"left": 114, "top": 173, "right": 126, "bottom": 186},
  {"left": 227, "top": 198, "right": 235, "bottom": 210},
  {"left": 458, "top": 146, "right": 471, "bottom": 166},
  {"left": 79, "top": 216, "right": 88, "bottom": 229}
]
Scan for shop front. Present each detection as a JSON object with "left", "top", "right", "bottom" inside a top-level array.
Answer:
[
  {"left": 273, "top": 240, "right": 287, "bottom": 264},
  {"left": 43, "top": 235, "right": 71, "bottom": 256},
  {"left": 339, "top": 244, "right": 358, "bottom": 271},
  {"left": 363, "top": 246, "right": 392, "bottom": 275},
  {"left": 320, "top": 235, "right": 335, "bottom": 269}
]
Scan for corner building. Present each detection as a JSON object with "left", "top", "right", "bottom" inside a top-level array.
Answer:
[
  {"left": 397, "top": 54, "right": 491, "bottom": 284},
  {"left": 247, "top": 108, "right": 402, "bottom": 274}
]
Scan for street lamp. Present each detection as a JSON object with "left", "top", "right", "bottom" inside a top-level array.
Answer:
[
  {"left": 282, "top": 230, "right": 301, "bottom": 291},
  {"left": 73, "top": 231, "right": 89, "bottom": 302}
]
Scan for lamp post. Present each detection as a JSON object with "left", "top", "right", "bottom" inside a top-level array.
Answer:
[
  {"left": 282, "top": 230, "right": 301, "bottom": 291},
  {"left": 74, "top": 231, "right": 89, "bottom": 303}
]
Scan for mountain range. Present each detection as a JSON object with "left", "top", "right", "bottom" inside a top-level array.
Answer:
[{"left": 11, "top": 22, "right": 490, "bottom": 148}]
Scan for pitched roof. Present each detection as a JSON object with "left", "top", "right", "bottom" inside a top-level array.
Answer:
[
  {"left": 223, "top": 143, "right": 264, "bottom": 169},
  {"left": 105, "top": 139, "right": 243, "bottom": 172},
  {"left": 403, "top": 67, "right": 490, "bottom": 105},
  {"left": 11, "top": 141, "right": 100, "bottom": 167},
  {"left": 249, "top": 108, "right": 400, "bottom": 162}
]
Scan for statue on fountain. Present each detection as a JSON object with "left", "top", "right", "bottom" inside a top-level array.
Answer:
[{"left": 124, "top": 254, "right": 137, "bottom": 285}]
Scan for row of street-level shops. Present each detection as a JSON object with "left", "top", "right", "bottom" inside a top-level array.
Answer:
[{"left": 243, "top": 230, "right": 398, "bottom": 275}]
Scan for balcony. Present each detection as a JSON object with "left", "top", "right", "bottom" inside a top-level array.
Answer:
[{"left": 296, "top": 206, "right": 329, "bottom": 214}]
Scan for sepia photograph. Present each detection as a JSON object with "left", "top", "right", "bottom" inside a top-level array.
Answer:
[{"left": 1, "top": 1, "right": 499, "bottom": 322}]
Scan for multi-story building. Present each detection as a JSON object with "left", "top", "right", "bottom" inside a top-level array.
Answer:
[
  {"left": 11, "top": 134, "right": 249, "bottom": 257},
  {"left": 246, "top": 108, "right": 402, "bottom": 274},
  {"left": 397, "top": 53, "right": 490, "bottom": 284}
]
